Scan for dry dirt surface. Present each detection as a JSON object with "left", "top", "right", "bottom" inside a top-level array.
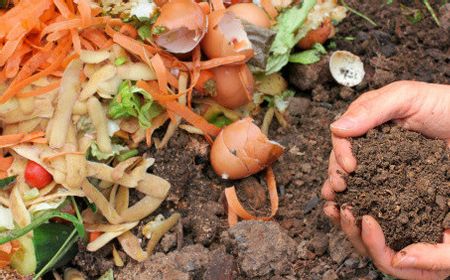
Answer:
[
  {"left": 72, "top": 1, "right": 450, "bottom": 279},
  {"left": 336, "top": 124, "right": 450, "bottom": 251}
]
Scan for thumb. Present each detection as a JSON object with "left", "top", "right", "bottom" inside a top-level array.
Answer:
[
  {"left": 330, "top": 81, "right": 418, "bottom": 137},
  {"left": 392, "top": 243, "right": 450, "bottom": 270}
]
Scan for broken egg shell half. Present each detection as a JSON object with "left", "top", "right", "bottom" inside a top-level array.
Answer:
[
  {"left": 211, "top": 64, "right": 254, "bottom": 109},
  {"left": 201, "top": 9, "right": 254, "bottom": 61},
  {"left": 329, "top": 50, "right": 365, "bottom": 87},
  {"left": 210, "top": 117, "right": 284, "bottom": 180},
  {"left": 154, "top": 0, "right": 208, "bottom": 54},
  {"left": 227, "top": 3, "right": 271, "bottom": 28}
]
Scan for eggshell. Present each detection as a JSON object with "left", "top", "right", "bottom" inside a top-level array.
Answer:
[
  {"left": 329, "top": 50, "right": 365, "bottom": 87},
  {"left": 210, "top": 117, "right": 284, "bottom": 180},
  {"left": 227, "top": 3, "right": 271, "bottom": 28},
  {"left": 298, "top": 18, "right": 334, "bottom": 49},
  {"left": 154, "top": 0, "right": 207, "bottom": 53},
  {"left": 201, "top": 10, "right": 253, "bottom": 60},
  {"left": 211, "top": 64, "right": 254, "bottom": 109}
]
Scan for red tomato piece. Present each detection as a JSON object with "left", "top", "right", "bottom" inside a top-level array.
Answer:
[{"left": 24, "top": 160, "right": 53, "bottom": 189}]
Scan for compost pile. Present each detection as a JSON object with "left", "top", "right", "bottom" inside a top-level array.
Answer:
[{"left": 337, "top": 124, "right": 450, "bottom": 251}]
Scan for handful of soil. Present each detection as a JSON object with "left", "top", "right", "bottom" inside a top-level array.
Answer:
[{"left": 336, "top": 124, "right": 450, "bottom": 251}]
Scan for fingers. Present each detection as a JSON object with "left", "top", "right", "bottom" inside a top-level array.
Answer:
[
  {"left": 323, "top": 201, "right": 340, "bottom": 226},
  {"left": 444, "top": 229, "right": 450, "bottom": 244},
  {"left": 392, "top": 243, "right": 450, "bottom": 271},
  {"left": 331, "top": 135, "right": 356, "bottom": 174},
  {"left": 360, "top": 216, "right": 448, "bottom": 280},
  {"left": 322, "top": 151, "right": 348, "bottom": 201},
  {"left": 330, "top": 81, "right": 418, "bottom": 138},
  {"left": 321, "top": 179, "right": 336, "bottom": 201},
  {"left": 340, "top": 206, "right": 368, "bottom": 256}
]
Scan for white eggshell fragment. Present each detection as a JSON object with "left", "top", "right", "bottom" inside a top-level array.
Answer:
[{"left": 329, "top": 50, "right": 365, "bottom": 87}]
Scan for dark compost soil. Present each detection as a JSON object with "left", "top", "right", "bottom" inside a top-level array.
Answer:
[
  {"left": 72, "top": 1, "right": 450, "bottom": 279},
  {"left": 336, "top": 124, "right": 450, "bottom": 251}
]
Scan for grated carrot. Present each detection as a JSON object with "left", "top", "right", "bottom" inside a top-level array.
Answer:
[
  {"left": 16, "top": 81, "right": 61, "bottom": 98},
  {"left": 224, "top": 167, "right": 279, "bottom": 227},
  {"left": 151, "top": 54, "right": 169, "bottom": 95}
]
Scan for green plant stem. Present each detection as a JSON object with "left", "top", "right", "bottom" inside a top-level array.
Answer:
[
  {"left": 0, "top": 211, "right": 85, "bottom": 244},
  {"left": 423, "top": 0, "right": 441, "bottom": 27},
  {"left": 340, "top": 0, "right": 378, "bottom": 27},
  {"left": 32, "top": 229, "right": 78, "bottom": 280}
]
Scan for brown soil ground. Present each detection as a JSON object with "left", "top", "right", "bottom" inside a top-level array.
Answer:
[
  {"left": 336, "top": 124, "right": 450, "bottom": 251},
  {"left": 72, "top": 1, "right": 450, "bottom": 279}
]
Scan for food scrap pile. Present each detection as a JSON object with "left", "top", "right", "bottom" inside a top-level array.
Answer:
[{"left": 0, "top": 0, "right": 347, "bottom": 278}]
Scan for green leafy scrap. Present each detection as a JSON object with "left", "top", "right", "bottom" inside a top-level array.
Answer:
[
  {"left": 89, "top": 143, "right": 128, "bottom": 161},
  {"left": 265, "top": 0, "right": 317, "bottom": 74},
  {"left": 289, "top": 43, "right": 326, "bottom": 65},
  {"left": 0, "top": 175, "right": 16, "bottom": 190},
  {"left": 108, "top": 81, "right": 162, "bottom": 128}
]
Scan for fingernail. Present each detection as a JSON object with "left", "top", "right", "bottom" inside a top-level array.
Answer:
[
  {"left": 331, "top": 117, "right": 356, "bottom": 131},
  {"left": 393, "top": 255, "right": 416, "bottom": 268}
]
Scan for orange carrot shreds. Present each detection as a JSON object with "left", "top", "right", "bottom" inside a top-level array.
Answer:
[
  {"left": 81, "top": 28, "right": 109, "bottom": 49},
  {"left": 4, "top": 44, "right": 32, "bottom": 78},
  {"left": 162, "top": 101, "right": 221, "bottom": 137},
  {"left": 261, "top": 0, "right": 278, "bottom": 19},
  {"left": 0, "top": 132, "right": 46, "bottom": 148},
  {"left": 151, "top": 54, "right": 169, "bottom": 94},
  {"left": 136, "top": 81, "right": 182, "bottom": 102},
  {"left": 106, "top": 26, "right": 157, "bottom": 65},
  {"left": 119, "top": 24, "right": 138, "bottom": 39},
  {"left": 89, "top": 231, "right": 102, "bottom": 243},
  {"left": 0, "top": 156, "right": 14, "bottom": 172},
  {"left": 145, "top": 112, "right": 169, "bottom": 146},
  {"left": 46, "top": 29, "right": 70, "bottom": 42},
  {"left": 224, "top": 167, "right": 279, "bottom": 227},
  {"left": 65, "top": 0, "right": 75, "bottom": 13},
  {"left": 78, "top": 0, "right": 93, "bottom": 27},
  {"left": 137, "top": 81, "right": 220, "bottom": 137},
  {"left": 16, "top": 80, "right": 61, "bottom": 98},
  {"left": 0, "top": 0, "right": 51, "bottom": 39},
  {"left": 0, "top": 134, "right": 25, "bottom": 147},
  {"left": 71, "top": 29, "right": 81, "bottom": 53},
  {"left": 61, "top": 53, "right": 79, "bottom": 68},
  {"left": 0, "top": 240, "right": 20, "bottom": 269},
  {"left": 41, "top": 17, "right": 120, "bottom": 39},
  {"left": 184, "top": 54, "right": 247, "bottom": 70},
  {"left": 0, "top": 39, "right": 70, "bottom": 103},
  {"left": 53, "top": 0, "right": 74, "bottom": 19},
  {"left": 30, "top": 138, "right": 48, "bottom": 144},
  {"left": 187, "top": 46, "right": 202, "bottom": 108},
  {"left": 0, "top": 36, "right": 24, "bottom": 67},
  {"left": 80, "top": 37, "right": 95, "bottom": 50},
  {"left": 42, "top": 151, "right": 85, "bottom": 162},
  {"left": 39, "top": 3, "right": 57, "bottom": 23}
]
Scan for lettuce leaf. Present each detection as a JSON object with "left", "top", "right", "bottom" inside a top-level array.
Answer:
[
  {"left": 289, "top": 43, "right": 326, "bottom": 64},
  {"left": 89, "top": 142, "right": 128, "bottom": 161},
  {"left": 108, "top": 81, "right": 162, "bottom": 128},
  {"left": 265, "top": 0, "right": 316, "bottom": 74}
]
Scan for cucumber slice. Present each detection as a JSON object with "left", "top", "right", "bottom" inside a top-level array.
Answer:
[
  {"left": 10, "top": 235, "right": 37, "bottom": 276},
  {"left": 33, "top": 223, "right": 78, "bottom": 272}
]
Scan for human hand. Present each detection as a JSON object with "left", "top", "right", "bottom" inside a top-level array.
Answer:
[{"left": 321, "top": 81, "right": 450, "bottom": 279}]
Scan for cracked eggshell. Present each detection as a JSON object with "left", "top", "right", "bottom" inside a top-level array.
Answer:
[
  {"left": 329, "top": 50, "right": 365, "bottom": 87},
  {"left": 211, "top": 64, "right": 254, "bottom": 109},
  {"left": 210, "top": 117, "right": 284, "bottom": 180},
  {"left": 201, "top": 10, "right": 254, "bottom": 61},
  {"left": 227, "top": 3, "right": 271, "bottom": 28},
  {"left": 154, "top": 0, "right": 207, "bottom": 54}
]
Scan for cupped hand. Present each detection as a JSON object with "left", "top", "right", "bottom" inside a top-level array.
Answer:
[{"left": 321, "top": 81, "right": 450, "bottom": 280}]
